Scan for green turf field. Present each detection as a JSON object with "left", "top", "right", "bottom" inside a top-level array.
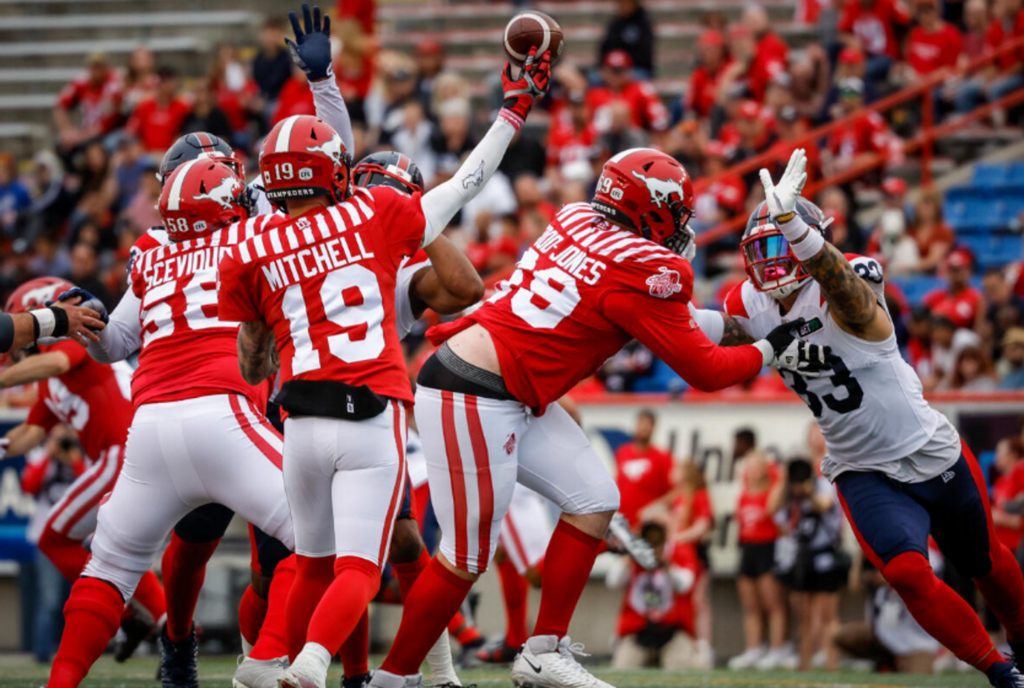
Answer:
[{"left": 0, "top": 655, "right": 992, "bottom": 688}]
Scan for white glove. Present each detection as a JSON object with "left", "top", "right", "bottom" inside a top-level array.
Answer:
[
  {"left": 0, "top": 438, "right": 10, "bottom": 461},
  {"left": 759, "top": 148, "right": 808, "bottom": 223},
  {"left": 774, "top": 339, "right": 832, "bottom": 379}
]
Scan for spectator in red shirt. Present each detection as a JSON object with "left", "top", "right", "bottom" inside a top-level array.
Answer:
[
  {"left": 902, "top": 0, "right": 964, "bottom": 80},
  {"left": 685, "top": 30, "right": 731, "bottom": 120},
  {"left": 54, "top": 53, "right": 124, "bottom": 152},
  {"left": 955, "top": 0, "right": 1024, "bottom": 113},
  {"left": 992, "top": 437, "right": 1024, "bottom": 554},
  {"left": 588, "top": 50, "right": 670, "bottom": 134},
  {"left": 825, "top": 77, "right": 901, "bottom": 177},
  {"left": 960, "top": 0, "right": 992, "bottom": 61},
  {"left": 924, "top": 249, "right": 984, "bottom": 329},
  {"left": 615, "top": 409, "right": 675, "bottom": 527},
  {"left": 908, "top": 189, "right": 956, "bottom": 273},
  {"left": 547, "top": 90, "right": 598, "bottom": 179},
  {"left": 125, "top": 66, "right": 192, "bottom": 153},
  {"left": 742, "top": 5, "right": 790, "bottom": 75},
  {"left": 719, "top": 23, "right": 786, "bottom": 104},
  {"left": 672, "top": 461, "right": 715, "bottom": 667},
  {"left": 729, "top": 452, "right": 788, "bottom": 670},
  {"left": 271, "top": 67, "right": 316, "bottom": 126},
  {"left": 838, "top": 0, "right": 912, "bottom": 84},
  {"left": 607, "top": 520, "right": 702, "bottom": 670}
]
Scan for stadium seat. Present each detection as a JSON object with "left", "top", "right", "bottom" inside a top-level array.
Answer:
[
  {"left": 1008, "top": 162, "right": 1024, "bottom": 189},
  {"left": 959, "top": 234, "right": 1024, "bottom": 270},
  {"left": 972, "top": 163, "right": 1009, "bottom": 188},
  {"left": 890, "top": 275, "right": 946, "bottom": 305},
  {"left": 633, "top": 358, "right": 689, "bottom": 394}
]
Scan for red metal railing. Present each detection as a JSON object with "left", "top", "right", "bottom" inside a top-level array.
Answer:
[{"left": 693, "top": 34, "right": 1024, "bottom": 247}]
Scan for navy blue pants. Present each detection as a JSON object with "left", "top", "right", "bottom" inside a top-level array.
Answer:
[{"left": 834, "top": 447, "right": 998, "bottom": 578}]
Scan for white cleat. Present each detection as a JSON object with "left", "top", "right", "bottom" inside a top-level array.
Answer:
[
  {"left": 278, "top": 669, "right": 325, "bottom": 688},
  {"left": 366, "top": 670, "right": 422, "bottom": 688},
  {"left": 727, "top": 646, "right": 767, "bottom": 670},
  {"left": 511, "top": 636, "right": 615, "bottom": 688},
  {"left": 233, "top": 656, "right": 290, "bottom": 688},
  {"left": 606, "top": 514, "right": 657, "bottom": 571}
]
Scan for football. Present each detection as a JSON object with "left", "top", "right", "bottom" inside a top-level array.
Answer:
[{"left": 503, "top": 11, "right": 564, "bottom": 68}]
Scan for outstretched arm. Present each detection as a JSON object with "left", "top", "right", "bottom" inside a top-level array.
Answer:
[
  {"left": 86, "top": 288, "right": 142, "bottom": 363},
  {"left": 688, "top": 304, "right": 755, "bottom": 346},
  {"left": 409, "top": 235, "right": 486, "bottom": 317},
  {"left": 0, "top": 351, "right": 72, "bottom": 389},
  {"left": 237, "top": 321, "right": 278, "bottom": 385}
]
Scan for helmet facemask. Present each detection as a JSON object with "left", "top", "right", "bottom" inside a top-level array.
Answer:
[
  {"left": 741, "top": 223, "right": 811, "bottom": 300},
  {"left": 640, "top": 198, "right": 696, "bottom": 258}
]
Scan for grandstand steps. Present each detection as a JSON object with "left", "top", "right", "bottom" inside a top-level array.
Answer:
[
  {"left": 0, "top": 68, "right": 82, "bottom": 96},
  {"left": 0, "top": 10, "right": 258, "bottom": 43},
  {"left": 0, "top": 36, "right": 208, "bottom": 71}
]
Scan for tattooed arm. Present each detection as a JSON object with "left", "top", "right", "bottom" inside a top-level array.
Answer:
[
  {"left": 237, "top": 321, "right": 278, "bottom": 385},
  {"left": 689, "top": 304, "right": 755, "bottom": 346},
  {"left": 720, "top": 314, "right": 755, "bottom": 346}
]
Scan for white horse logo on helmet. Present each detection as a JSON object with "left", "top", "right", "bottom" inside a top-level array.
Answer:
[
  {"left": 306, "top": 133, "right": 346, "bottom": 166},
  {"left": 631, "top": 170, "right": 684, "bottom": 209},
  {"left": 193, "top": 176, "right": 242, "bottom": 211}
]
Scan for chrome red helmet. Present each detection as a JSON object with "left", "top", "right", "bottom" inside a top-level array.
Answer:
[
  {"left": 260, "top": 114, "right": 352, "bottom": 211},
  {"left": 741, "top": 198, "right": 832, "bottom": 299},
  {"left": 5, "top": 277, "right": 74, "bottom": 314},
  {"left": 160, "top": 132, "right": 245, "bottom": 186},
  {"left": 158, "top": 158, "right": 250, "bottom": 241},
  {"left": 591, "top": 148, "right": 696, "bottom": 256}
]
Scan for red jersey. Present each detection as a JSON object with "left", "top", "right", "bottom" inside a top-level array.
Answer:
[
  {"left": 686, "top": 61, "right": 731, "bottom": 119},
  {"left": 994, "top": 462, "right": 1024, "bottom": 552},
  {"left": 674, "top": 487, "right": 714, "bottom": 531},
  {"left": 986, "top": 10, "right": 1024, "bottom": 71},
  {"left": 426, "top": 203, "right": 766, "bottom": 410},
  {"left": 907, "top": 22, "right": 963, "bottom": 76},
  {"left": 838, "top": 0, "right": 911, "bottom": 59},
  {"left": 129, "top": 217, "right": 273, "bottom": 409},
  {"left": 217, "top": 186, "right": 424, "bottom": 403},
  {"left": 127, "top": 97, "right": 192, "bottom": 152},
  {"left": 827, "top": 111, "right": 894, "bottom": 160},
  {"left": 546, "top": 117, "right": 599, "bottom": 168},
  {"left": 615, "top": 442, "right": 674, "bottom": 526},
  {"left": 616, "top": 541, "right": 698, "bottom": 637},
  {"left": 588, "top": 82, "right": 670, "bottom": 133},
  {"left": 736, "top": 488, "right": 778, "bottom": 544},
  {"left": 57, "top": 69, "right": 123, "bottom": 134},
  {"left": 923, "top": 287, "right": 982, "bottom": 330},
  {"left": 26, "top": 340, "right": 132, "bottom": 464}
]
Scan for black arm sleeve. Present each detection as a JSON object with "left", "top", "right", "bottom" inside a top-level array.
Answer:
[{"left": 0, "top": 312, "right": 14, "bottom": 354}]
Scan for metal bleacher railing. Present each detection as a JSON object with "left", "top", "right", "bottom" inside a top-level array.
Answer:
[{"left": 693, "top": 34, "right": 1024, "bottom": 249}]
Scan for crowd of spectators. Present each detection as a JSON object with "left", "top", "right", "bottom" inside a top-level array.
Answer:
[{"left": 2, "top": 0, "right": 1024, "bottom": 400}]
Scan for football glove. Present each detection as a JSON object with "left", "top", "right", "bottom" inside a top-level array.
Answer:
[
  {"left": 759, "top": 148, "right": 808, "bottom": 224},
  {"left": 54, "top": 288, "right": 109, "bottom": 327},
  {"left": 500, "top": 46, "right": 552, "bottom": 129},
  {"left": 286, "top": 3, "right": 333, "bottom": 82},
  {"left": 764, "top": 318, "right": 832, "bottom": 378}
]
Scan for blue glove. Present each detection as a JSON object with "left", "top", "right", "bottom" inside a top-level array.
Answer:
[
  {"left": 53, "top": 288, "right": 109, "bottom": 326},
  {"left": 286, "top": 3, "right": 333, "bottom": 82}
]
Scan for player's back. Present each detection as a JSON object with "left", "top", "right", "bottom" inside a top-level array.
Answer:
[
  {"left": 441, "top": 202, "right": 692, "bottom": 409},
  {"left": 130, "top": 215, "right": 275, "bottom": 408},
  {"left": 217, "top": 186, "right": 425, "bottom": 406}
]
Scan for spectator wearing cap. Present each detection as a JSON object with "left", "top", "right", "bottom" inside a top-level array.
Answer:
[
  {"left": 53, "top": 53, "right": 124, "bottom": 153},
  {"left": 0, "top": 154, "right": 31, "bottom": 237},
  {"left": 253, "top": 17, "right": 293, "bottom": 104},
  {"left": 924, "top": 249, "right": 983, "bottom": 329},
  {"left": 837, "top": 0, "right": 912, "bottom": 84},
  {"left": 825, "top": 77, "right": 901, "bottom": 177},
  {"left": 547, "top": 90, "right": 599, "bottom": 181},
  {"left": 955, "top": 0, "right": 1024, "bottom": 114},
  {"left": 599, "top": 0, "right": 655, "bottom": 78},
  {"left": 414, "top": 40, "right": 445, "bottom": 115},
  {"left": 685, "top": 30, "right": 731, "bottom": 121},
  {"left": 125, "top": 66, "right": 192, "bottom": 153},
  {"left": 588, "top": 50, "right": 670, "bottom": 134},
  {"left": 998, "top": 328, "right": 1024, "bottom": 388},
  {"left": 907, "top": 190, "right": 955, "bottom": 273}
]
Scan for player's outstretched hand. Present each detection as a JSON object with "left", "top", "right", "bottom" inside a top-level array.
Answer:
[
  {"left": 286, "top": 3, "right": 333, "bottom": 82},
  {"left": 760, "top": 148, "right": 808, "bottom": 223},
  {"left": 500, "top": 46, "right": 552, "bottom": 128},
  {"left": 53, "top": 288, "right": 108, "bottom": 346},
  {"left": 764, "top": 318, "right": 832, "bottom": 378}
]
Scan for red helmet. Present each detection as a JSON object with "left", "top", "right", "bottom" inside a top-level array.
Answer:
[
  {"left": 5, "top": 277, "right": 74, "bottom": 314},
  {"left": 260, "top": 115, "right": 351, "bottom": 211},
  {"left": 591, "top": 148, "right": 695, "bottom": 255},
  {"left": 158, "top": 158, "right": 250, "bottom": 241}
]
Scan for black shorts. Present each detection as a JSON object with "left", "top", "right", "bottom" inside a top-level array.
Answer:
[
  {"left": 781, "top": 549, "right": 850, "bottom": 593},
  {"left": 738, "top": 541, "right": 776, "bottom": 578}
]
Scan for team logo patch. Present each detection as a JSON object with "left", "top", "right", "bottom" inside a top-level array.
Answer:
[
  {"left": 462, "top": 160, "right": 485, "bottom": 189},
  {"left": 193, "top": 176, "right": 242, "bottom": 210},
  {"left": 646, "top": 266, "right": 683, "bottom": 299},
  {"left": 306, "top": 132, "right": 347, "bottom": 165},
  {"left": 941, "top": 470, "right": 955, "bottom": 483},
  {"left": 794, "top": 317, "right": 824, "bottom": 338},
  {"left": 299, "top": 167, "right": 313, "bottom": 181},
  {"left": 504, "top": 432, "right": 517, "bottom": 456},
  {"left": 631, "top": 170, "right": 684, "bottom": 208}
]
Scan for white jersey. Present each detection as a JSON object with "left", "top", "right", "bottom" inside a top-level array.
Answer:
[{"left": 725, "top": 254, "right": 960, "bottom": 483}]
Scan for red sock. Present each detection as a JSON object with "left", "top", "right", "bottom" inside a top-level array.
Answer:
[
  {"left": 381, "top": 557, "right": 474, "bottom": 676},
  {"left": 305, "top": 557, "right": 380, "bottom": 655},
  {"left": 883, "top": 552, "right": 1004, "bottom": 670},
  {"left": 448, "top": 611, "right": 481, "bottom": 646},
  {"left": 134, "top": 570, "right": 166, "bottom": 622},
  {"left": 338, "top": 608, "right": 370, "bottom": 677},
  {"left": 161, "top": 533, "right": 219, "bottom": 641},
  {"left": 286, "top": 555, "right": 334, "bottom": 661},
  {"left": 38, "top": 529, "right": 90, "bottom": 582},
  {"left": 250, "top": 554, "right": 294, "bottom": 661},
  {"left": 533, "top": 520, "right": 602, "bottom": 639},
  {"left": 392, "top": 547, "right": 430, "bottom": 601},
  {"left": 977, "top": 542, "right": 1024, "bottom": 643},
  {"left": 239, "top": 584, "right": 269, "bottom": 649},
  {"left": 497, "top": 558, "right": 529, "bottom": 648},
  {"left": 49, "top": 577, "right": 124, "bottom": 688}
]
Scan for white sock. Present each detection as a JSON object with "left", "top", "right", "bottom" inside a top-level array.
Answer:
[
  {"left": 425, "top": 631, "right": 458, "bottom": 686},
  {"left": 292, "top": 642, "right": 331, "bottom": 683},
  {"left": 240, "top": 633, "right": 254, "bottom": 656},
  {"left": 370, "top": 669, "right": 410, "bottom": 688}
]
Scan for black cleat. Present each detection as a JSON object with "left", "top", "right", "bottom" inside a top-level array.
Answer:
[
  {"left": 477, "top": 642, "right": 521, "bottom": 665},
  {"left": 114, "top": 607, "right": 156, "bottom": 662},
  {"left": 341, "top": 672, "right": 372, "bottom": 688},
  {"left": 159, "top": 625, "right": 199, "bottom": 688},
  {"left": 1011, "top": 643, "right": 1024, "bottom": 675}
]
